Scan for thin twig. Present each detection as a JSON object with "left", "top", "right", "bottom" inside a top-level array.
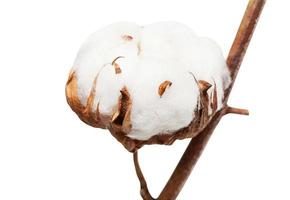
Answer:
[
  {"left": 225, "top": 106, "right": 249, "bottom": 115},
  {"left": 133, "top": 151, "right": 155, "bottom": 200}
]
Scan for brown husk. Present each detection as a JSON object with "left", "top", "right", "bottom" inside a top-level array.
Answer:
[
  {"left": 122, "top": 35, "right": 133, "bottom": 41},
  {"left": 158, "top": 81, "right": 172, "bottom": 97},
  {"left": 108, "top": 80, "right": 218, "bottom": 152},
  {"left": 66, "top": 70, "right": 219, "bottom": 152},
  {"left": 111, "top": 87, "right": 132, "bottom": 134},
  {"left": 66, "top": 71, "right": 107, "bottom": 128}
]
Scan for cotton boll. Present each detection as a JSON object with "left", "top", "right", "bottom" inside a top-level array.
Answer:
[{"left": 67, "top": 21, "right": 232, "bottom": 143}]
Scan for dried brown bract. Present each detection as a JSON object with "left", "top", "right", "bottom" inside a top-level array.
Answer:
[
  {"left": 112, "top": 56, "right": 124, "bottom": 74},
  {"left": 158, "top": 80, "right": 172, "bottom": 97},
  {"left": 66, "top": 71, "right": 106, "bottom": 128},
  {"left": 122, "top": 34, "right": 134, "bottom": 41},
  {"left": 111, "top": 87, "right": 132, "bottom": 133}
]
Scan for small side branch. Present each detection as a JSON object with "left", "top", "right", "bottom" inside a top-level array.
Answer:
[
  {"left": 133, "top": 151, "right": 155, "bottom": 200},
  {"left": 225, "top": 106, "right": 249, "bottom": 116}
]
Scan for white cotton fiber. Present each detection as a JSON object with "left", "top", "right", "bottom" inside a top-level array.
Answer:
[
  {"left": 72, "top": 21, "right": 231, "bottom": 140},
  {"left": 126, "top": 58, "right": 199, "bottom": 140},
  {"left": 73, "top": 22, "right": 141, "bottom": 105}
]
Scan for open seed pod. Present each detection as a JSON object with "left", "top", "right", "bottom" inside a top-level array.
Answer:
[{"left": 66, "top": 22, "right": 231, "bottom": 152}]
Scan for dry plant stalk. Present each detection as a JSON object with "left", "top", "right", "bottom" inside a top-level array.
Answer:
[{"left": 133, "top": 0, "right": 266, "bottom": 199}]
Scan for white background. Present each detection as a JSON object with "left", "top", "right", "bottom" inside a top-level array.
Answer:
[{"left": 0, "top": 0, "right": 289, "bottom": 199}]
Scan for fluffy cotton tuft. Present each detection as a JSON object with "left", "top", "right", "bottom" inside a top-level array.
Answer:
[{"left": 70, "top": 21, "right": 231, "bottom": 140}]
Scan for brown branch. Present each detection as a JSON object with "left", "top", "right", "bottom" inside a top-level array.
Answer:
[
  {"left": 133, "top": 152, "right": 155, "bottom": 200},
  {"left": 157, "top": 1, "right": 266, "bottom": 200},
  {"left": 225, "top": 106, "right": 249, "bottom": 116}
]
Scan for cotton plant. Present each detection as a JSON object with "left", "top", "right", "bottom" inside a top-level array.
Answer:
[
  {"left": 66, "top": 22, "right": 231, "bottom": 151},
  {"left": 65, "top": 1, "right": 265, "bottom": 198}
]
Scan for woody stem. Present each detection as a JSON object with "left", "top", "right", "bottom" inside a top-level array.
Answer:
[{"left": 157, "top": 1, "right": 266, "bottom": 200}]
